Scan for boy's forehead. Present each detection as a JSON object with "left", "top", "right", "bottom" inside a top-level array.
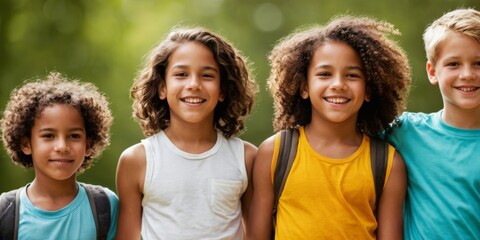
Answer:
[
  {"left": 33, "top": 104, "right": 85, "bottom": 129},
  {"left": 428, "top": 30, "right": 461, "bottom": 62},
  {"left": 37, "top": 103, "right": 81, "bottom": 118},
  {"left": 434, "top": 31, "right": 480, "bottom": 61}
]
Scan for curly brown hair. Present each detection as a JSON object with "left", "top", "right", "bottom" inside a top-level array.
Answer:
[
  {"left": 0, "top": 72, "right": 113, "bottom": 172},
  {"left": 268, "top": 16, "right": 411, "bottom": 137},
  {"left": 131, "top": 26, "right": 258, "bottom": 138}
]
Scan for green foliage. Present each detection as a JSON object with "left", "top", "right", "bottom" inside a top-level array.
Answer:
[{"left": 0, "top": 0, "right": 476, "bottom": 192}]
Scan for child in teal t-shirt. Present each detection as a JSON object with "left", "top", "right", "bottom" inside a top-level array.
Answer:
[
  {"left": 388, "top": 8, "right": 480, "bottom": 239},
  {"left": 0, "top": 72, "right": 118, "bottom": 239}
]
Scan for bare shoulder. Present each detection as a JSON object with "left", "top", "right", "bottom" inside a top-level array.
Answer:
[
  {"left": 382, "top": 149, "right": 406, "bottom": 198},
  {"left": 243, "top": 140, "right": 258, "bottom": 161},
  {"left": 391, "top": 150, "right": 406, "bottom": 173},
  {"left": 253, "top": 134, "right": 277, "bottom": 173},
  {"left": 116, "top": 143, "right": 147, "bottom": 192},
  {"left": 118, "top": 143, "right": 146, "bottom": 167},
  {"left": 257, "top": 134, "right": 276, "bottom": 157}
]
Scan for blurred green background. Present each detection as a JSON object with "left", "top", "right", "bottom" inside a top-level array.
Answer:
[{"left": 1, "top": 0, "right": 478, "bottom": 193}]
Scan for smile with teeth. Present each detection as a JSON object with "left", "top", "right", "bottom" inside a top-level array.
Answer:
[
  {"left": 49, "top": 159, "right": 74, "bottom": 165},
  {"left": 456, "top": 87, "right": 479, "bottom": 92},
  {"left": 182, "top": 97, "right": 205, "bottom": 104},
  {"left": 324, "top": 97, "right": 350, "bottom": 104}
]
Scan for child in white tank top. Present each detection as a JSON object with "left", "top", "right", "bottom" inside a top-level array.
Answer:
[{"left": 115, "top": 26, "right": 258, "bottom": 239}]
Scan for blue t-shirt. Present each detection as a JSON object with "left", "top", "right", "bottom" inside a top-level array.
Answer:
[
  {"left": 17, "top": 182, "right": 118, "bottom": 240},
  {"left": 388, "top": 111, "right": 480, "bottom": 239}
]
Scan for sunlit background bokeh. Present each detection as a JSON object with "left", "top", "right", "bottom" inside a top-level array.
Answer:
[{"left": 1, "top": 0, "right": 477, "bottom": 192}]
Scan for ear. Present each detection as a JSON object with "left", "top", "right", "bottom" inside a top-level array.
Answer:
[
  {"left": 85, "top": 148, "right": 92, "bottom": 158},
  {"left": 218, "top": 82, "right": 225, "bottom": 102},
  {"left": 364, "top": 87, "right": 371, "bottom": 102},
  {"left": 85, "top": 140, "right": 93, "bottom": 157},
  {"left": 300, "top": 81, "right": 309, "bottom": 99},
  {"left": 426, "top": 61, "right": 438, "bottom": 85},
  {"left": 20, "top": 137, "right": 32, "bottom": 155},
  {"left": 219, "top": 92, "right": 225, "bottom": 102},
  {"left": 159, "top": 83, "right": 167, "bottom": 100}
]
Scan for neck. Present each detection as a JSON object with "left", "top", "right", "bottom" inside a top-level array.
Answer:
[
  {"left": 442, "top": 106, "right": 480, "bottom": 129},
  {"left": 304, "top": 123, "right": 362, "bottom": 144},
  {"left": 164, "top": 123, "right": 218, "bottom": 154},
  {"left": 307, "top": 114, "right": 362, "bottom": 142},
  {"left": 27, "top": 177, "right": 78, "bottom": 211},
  {"left": 303, "top": 119, "right": 363, "bottom": 159}
]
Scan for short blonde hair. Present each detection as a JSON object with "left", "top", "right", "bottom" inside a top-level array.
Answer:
[{"left": 423, "top": 8, "right": 480, "bottom": 64}]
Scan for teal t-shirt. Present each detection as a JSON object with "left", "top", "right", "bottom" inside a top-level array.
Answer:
[
  {"left": 18, "top": 182, "right": 118, "bottom": 240},
  {"left": 388, "top": 111, "right": 480, "bottom": 239}
]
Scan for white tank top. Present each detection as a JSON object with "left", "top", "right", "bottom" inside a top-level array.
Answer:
[{"left": 140, "top": 130, "right": 247, "bottom": 240}]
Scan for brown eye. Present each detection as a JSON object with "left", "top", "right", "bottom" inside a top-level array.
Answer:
[
  {"left": 41, "top": 134, "right": 55, "bottom": 139},
  {"left": 70, "top": 134, "right": 82, "bottom": 139},
  {"left": 316, "top": 72, "right": 331, "bottom": 77},
  {"left": 175, "top": 72, "right": 187, "bottom": 77}
]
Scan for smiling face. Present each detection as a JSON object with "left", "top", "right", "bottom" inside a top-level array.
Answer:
[
  {"left": 160, "top": 41, "right": 223, "bottom": 127},
  {"left": 21, "top": 104, "right": 89, "bottom": 182},
  {"left": 427, "top": 32, "right": 480, "bottom": 114},
  {"left": 302, "top": 41, "right": 368, "bottom": 126}
]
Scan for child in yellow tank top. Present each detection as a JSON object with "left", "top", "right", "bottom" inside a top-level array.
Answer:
[
  {"left": 248, "top": 15, "right": 411, "bottom": 240},
  {"left": 272, "top": 127, "right": 395, "bottom": 239}
]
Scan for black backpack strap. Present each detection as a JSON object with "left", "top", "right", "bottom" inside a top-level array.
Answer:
[
  {"left": 0, "top": 188, "right": 22, "bottom": 240},
  {"left": 82, "top": 183, "right": 111, "bottom": 240},
  {"left": 272, "top": 128, "right": 299, "bottom": 237},
  {"left": 13, "top": 189, "right": 20, "bottom": 240},
  {"left": 370, "top": 137, "right": 389, "bottom": 216}
]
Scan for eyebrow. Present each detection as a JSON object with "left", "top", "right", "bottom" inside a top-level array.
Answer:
[
  {"left": 169, "top": 65, "right": 219, "bottom": 72},
  {"left": 443, "top": 53, "right": 480, "bottom": 59},
  {"left": 315, "top": 64, "right": 363, "bottom": 71},
  {"left": 38, "top": 128, "right": 85, "bottom": 132}
]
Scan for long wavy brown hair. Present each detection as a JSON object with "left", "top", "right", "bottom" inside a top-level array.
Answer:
[{"left": 131, "top": 26, "right": 258, "bottom": 138}]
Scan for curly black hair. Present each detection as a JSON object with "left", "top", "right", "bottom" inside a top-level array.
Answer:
[
  {"left": 1, "top": 71, "right": 113, "bottom": 172},
  {"left": 268, "top": 15, "right": 411, "bottom": 137},
  {"left": 131, "top": 26, "right": 258, "bottom": 138}
]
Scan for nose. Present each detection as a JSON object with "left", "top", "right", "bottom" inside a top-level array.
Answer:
[
  {"left": 54, "top": 138, "right": 70, "bottom": 153},
  {"left": 459, "top": 65, "right": 476, "bottom": 81},
  {"left": 331, "top": 75, "right": 346, "bottom": 90},
  {"left": 187, "top": 75, "right": 201, "bottom": 91}
]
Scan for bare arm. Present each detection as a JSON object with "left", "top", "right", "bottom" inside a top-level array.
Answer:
[
  {"left": 115, "top": 143, "right": 146, "bottom": 240},
  {"left": 376, "top": 150, "right": 407, "bottom": 240},
  {"left": 247, "top": 136, "right": 276, "bottom": 240},
  {"left": 241, "top": 141, "right": 258, "bottom": 232}
]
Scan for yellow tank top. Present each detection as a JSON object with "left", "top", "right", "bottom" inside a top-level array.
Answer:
[{"left": 271, "top": 126, "right": 394, "bottom": 239}]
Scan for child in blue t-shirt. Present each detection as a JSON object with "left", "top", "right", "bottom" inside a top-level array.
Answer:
[
  {"left": 0, "top": 72, "right": 118, "bottom": 239},
  {"left": 388, "top": 8, "right": 480, "bottom": 239}
]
